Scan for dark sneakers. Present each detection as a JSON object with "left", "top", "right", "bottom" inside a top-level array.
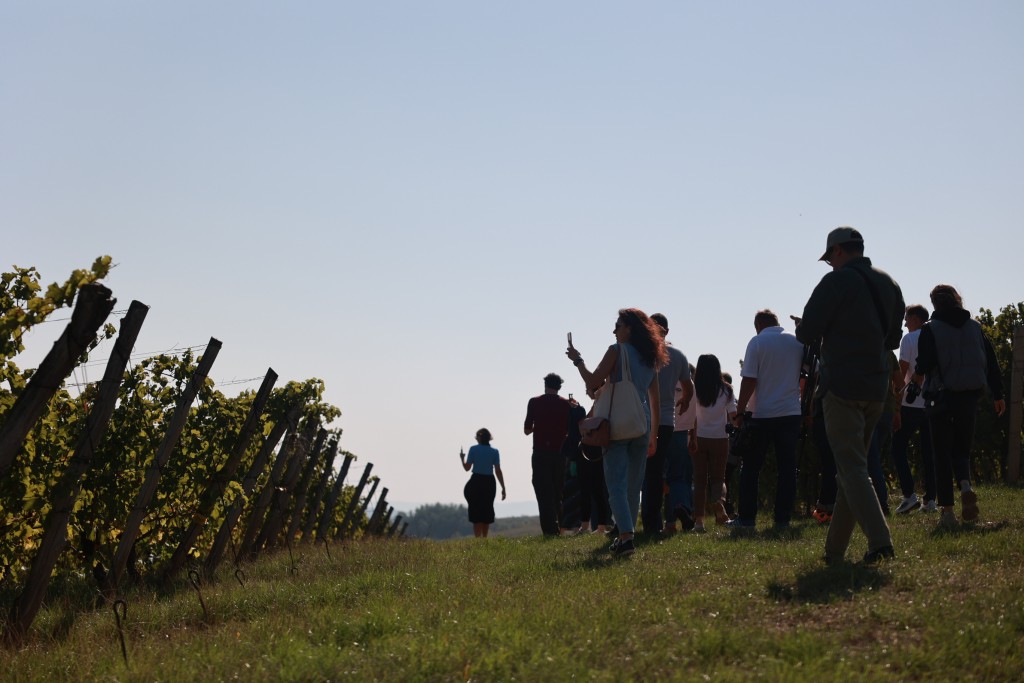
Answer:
[
  {"left": 862, "top": 545, "right": 895, "bottom": 565},
  {"left": 676, "top": 506, "right": 696, "bottom": 532},
  {"left": 609, "top": 537, "right": 636, "bottom": 557}
]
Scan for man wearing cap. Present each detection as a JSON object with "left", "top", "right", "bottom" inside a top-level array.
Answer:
[
  {"left": 525, "top": 373, "right": 572, "bottom": 536},
  {"left": 795, "top": 227, "right": 905, "bottom": 564}
]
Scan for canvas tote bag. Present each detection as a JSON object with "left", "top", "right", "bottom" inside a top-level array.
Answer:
[{"left": 591, "top": 343, "right": 648, "bottom": 441}]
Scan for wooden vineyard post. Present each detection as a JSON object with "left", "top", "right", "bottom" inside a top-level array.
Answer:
[
  {"left": 283, "top": 428, "right": 329, "bottom": 544},
  {"left": 399, "top": 521, "right": 408, "bottom": 538},
  {"left": 254, "top": 424, "right": 318, "bottom": 554},
  {"left": 237, "top": 423, "right": 303, "bottom": 560},
  {"left": 161, "top": 370, "right": 278, "bottom": 583},
  {"left": 366, "top": 499, "right": 389, "bottom": 536},
  {"left": 205, "top": 403, "right": 300, "bottom": 573},
  {"left": 106, "top": 338, "right": 221, "bottom": 593},
  {"left": 345, "top": 478, "right": 380, "bottom": 539},
  {"left": 387, "top": 515, "right": 402, "bottom": 538},
  {"left": 1007, "top": 326, "right": 1024, "bottom": 483},
  {"left": 5, "top": 300, "right": 146, "bottom": 642},
  {"left": 314, "top": 454, "right": 354, "bottom": 542},
  {"left": 0, "top": 283, "right": 115, "bottom": 478},
  {"left": 335, "top": 463, "right": 372, "bottom": 540},
  {"left": 376, "top": 505, "right": 394, "bottom": 537},
  {"left": 301, "top": 442, "right": 342, "bottom": 542}
]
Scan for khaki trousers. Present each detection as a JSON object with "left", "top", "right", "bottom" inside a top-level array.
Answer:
[{"left": 822, "top": 393, "right": 892, "bottom": 557}]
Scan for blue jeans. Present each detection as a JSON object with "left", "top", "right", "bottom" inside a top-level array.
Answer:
[
  {"left": 603, "top": 433, "right": 649, "bottom": 535},
  {"left": 665, "top": 429, "right": 693, "bottom": 522},
  {"left": 737, "top": 415, "right": 801, "bottom": 526},
  {"left": 891, "top": 406, "right": 936, "bottom": 501}
]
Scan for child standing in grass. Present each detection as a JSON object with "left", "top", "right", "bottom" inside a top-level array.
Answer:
[{"left": 689, "top": 354, "right": 736, "bottom": 532}]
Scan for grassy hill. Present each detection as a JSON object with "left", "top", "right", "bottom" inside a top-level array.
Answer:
[{"left": 4, "top": 484, "right": 1024, "bottom": 681}]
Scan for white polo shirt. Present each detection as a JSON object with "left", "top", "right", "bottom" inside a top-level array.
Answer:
[
  {"left": 899, "top": 328, "right": 922, "bottom": 408},
  {"left": 740, "top": 326, "right": 803, "bottom": 419}
]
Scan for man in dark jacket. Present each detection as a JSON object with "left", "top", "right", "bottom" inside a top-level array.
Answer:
[{"left": 795, "top": 227, "right": 905, "bottom": 565}]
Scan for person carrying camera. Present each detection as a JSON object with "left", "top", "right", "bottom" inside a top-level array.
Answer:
[{"left": 795, "top": 227, "right": 905, "bottom": 565}]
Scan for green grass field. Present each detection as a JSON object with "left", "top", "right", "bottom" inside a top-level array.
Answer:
[{"left": 4, "top": 485, "right": 1023, "bottom": 682}]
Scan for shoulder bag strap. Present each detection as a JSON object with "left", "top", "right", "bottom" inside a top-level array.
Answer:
[
  {"left": 619, "top": 343, "right": 633, "bottom": 383},
  {"left": 849, "top": 265, "right": 889, "bottom": 335}
]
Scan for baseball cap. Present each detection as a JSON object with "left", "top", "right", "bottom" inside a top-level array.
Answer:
[{"left": 819, "top": 227, "right": 864, "bottom": 261}]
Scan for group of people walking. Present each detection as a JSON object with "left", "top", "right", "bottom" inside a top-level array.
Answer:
[{"left": 459, "top": 227, "right": 1006, "bottom": 562}]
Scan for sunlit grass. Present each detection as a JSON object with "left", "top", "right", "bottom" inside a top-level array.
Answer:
[{"left": 3, "top": 484, "right": 1023, "bottom": 681}]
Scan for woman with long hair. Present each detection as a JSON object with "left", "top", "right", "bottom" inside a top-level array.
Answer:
[
  {"left": 911, "top": 285, "right": 1005, "bottom": 528},
  {"left": 688, "top": 354, "right": 736, "bottom": 531},
  {"left": 566, "top": 308, "right": 668, "bottom": 556},
  {"left": 460, "top": 428, "right": 506, "bottom": 538}
]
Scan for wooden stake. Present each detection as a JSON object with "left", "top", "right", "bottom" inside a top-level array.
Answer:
[
  {"left": 106, "top": 338, "right": 221, "bottom": 593},
  {"left": 161, "top": 370, "right": 278, "bottom": 583},
  {"left": 0, "top": 283, "right": 115, "bottom": 478},
  {"left": 5, "top": 300, "right": 145, "bottom": 642},
  {"left": 301, "top": 440, "right": 341, "bottom": 542},
  {"left": 314, "top": 454, "right": 354, "bottom": 541},
  {"left": 205, "top": 403, "right": 300, "bottom": 573}
]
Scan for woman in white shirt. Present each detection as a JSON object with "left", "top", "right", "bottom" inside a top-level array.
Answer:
[{"left": 689, "top": 354, "right": 737, "bottom": 532}]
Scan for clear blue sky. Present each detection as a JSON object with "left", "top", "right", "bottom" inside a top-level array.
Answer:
[{"left": 4, "top": 2, "right": 1022, "bottom": 515}]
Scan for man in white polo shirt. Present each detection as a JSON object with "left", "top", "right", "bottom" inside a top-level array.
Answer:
[
  {"left": 892, "top": 304, "right": 937, "bottom": 513},
  {"left": 731, "top": 309, "right": 804, "bottom": 531}
]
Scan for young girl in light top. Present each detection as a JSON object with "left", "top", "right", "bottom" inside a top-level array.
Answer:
[{"left": 688, "top": 354, "right": 737, "bottom": 532}]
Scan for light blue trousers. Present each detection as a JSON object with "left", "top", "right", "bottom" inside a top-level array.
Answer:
[{"left": 603, "top": 433, "right": 649, "bottom": 534}]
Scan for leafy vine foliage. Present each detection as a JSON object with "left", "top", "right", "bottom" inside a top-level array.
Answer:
[{"left": 1, "top": 259, "right": 354, "bottom": 591}]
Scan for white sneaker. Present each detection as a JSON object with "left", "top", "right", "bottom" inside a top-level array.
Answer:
[
  {"left": 922, "top": 500, "right": 938, "bottom": 513},
  {"left": 895, "top": 493, "right": 921, "bottom": 515}
]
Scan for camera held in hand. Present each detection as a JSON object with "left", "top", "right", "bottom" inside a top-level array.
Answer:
[{"left": 905, "top": 381, "right": 921, "bottom": 404}]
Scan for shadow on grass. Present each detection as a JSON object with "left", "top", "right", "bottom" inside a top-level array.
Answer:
[
  {"left": 930, "top": 519, "right": 1010, "bottom": 539},
  {"left": 766, "top": 563, "right": 892, "bottom": 604},
  {"left": 720, "top": 524, "right": 808, "bottom": 543}
]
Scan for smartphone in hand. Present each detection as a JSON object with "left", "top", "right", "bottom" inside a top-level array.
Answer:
[{"left": 567, "top": 332, "right": 574, "bottom": 348}]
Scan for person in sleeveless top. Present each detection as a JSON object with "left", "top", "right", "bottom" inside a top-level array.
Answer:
[{"left": 566, "top": 308, "right": 667, "bottom": 557}]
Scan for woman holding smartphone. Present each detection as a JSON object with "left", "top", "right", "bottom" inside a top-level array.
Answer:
[{"left": 566, "top": 308, "right": 667, "bottom": 557}]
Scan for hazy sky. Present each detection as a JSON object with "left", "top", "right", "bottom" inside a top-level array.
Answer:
[{"left": 4, "top": 2, "right": 1022, "bottom": 515}]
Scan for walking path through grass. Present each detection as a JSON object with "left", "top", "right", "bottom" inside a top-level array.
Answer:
[{"left": 4, "top": 484, "right": 1023, "bottom": 681}]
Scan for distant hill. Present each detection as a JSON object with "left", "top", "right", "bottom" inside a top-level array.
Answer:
[
  {"left": 400, "top": 502, "right": 542, "bottom": 540},
  {"left": 489, "top": 515, "right": 540, "bottom": 538}
]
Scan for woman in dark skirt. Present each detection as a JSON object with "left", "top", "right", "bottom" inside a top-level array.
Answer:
[{"left": 460, "top": 428, "right": 506, "bottom": 537}]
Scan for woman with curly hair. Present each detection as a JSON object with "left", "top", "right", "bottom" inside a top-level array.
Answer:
[{"left": 566, "top": 308, "right": 668, "bottom": 557}]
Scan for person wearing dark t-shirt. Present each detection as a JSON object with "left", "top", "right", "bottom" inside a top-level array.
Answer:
[{"left": 525, "top": 373, "right": 572, "bottom": 536}]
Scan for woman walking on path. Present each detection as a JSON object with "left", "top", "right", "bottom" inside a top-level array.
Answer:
[
  {"left": 461, "top": 428, "right": 506, "bottom": 538},
  {"left": 566, "top": 308, "right": 667, "bottom": 557},
  {"left": 911, "top": 285, "right": 1005, "bottom": 528},
  {"left": 689, "top": 354, "right": 736, "bottom": 532}
]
